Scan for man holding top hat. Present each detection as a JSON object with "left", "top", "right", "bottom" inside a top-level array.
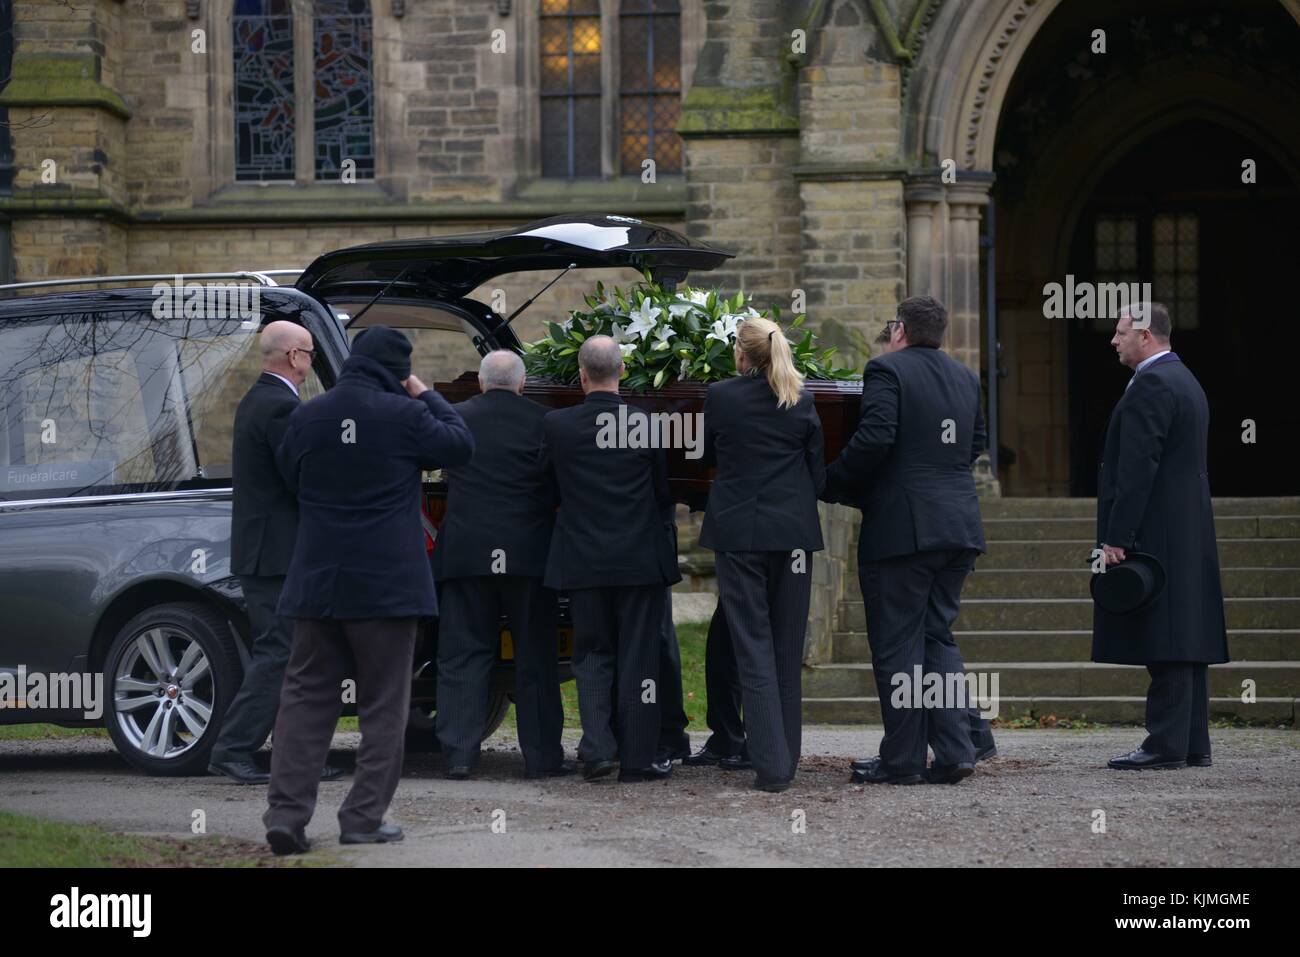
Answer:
[{"left": 1093, "top": 302, "right": 1229, "bottom": 770}]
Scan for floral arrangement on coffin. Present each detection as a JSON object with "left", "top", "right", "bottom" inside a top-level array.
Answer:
[{"left": 522, "top": 275, "right": 861, "bottom": 391}]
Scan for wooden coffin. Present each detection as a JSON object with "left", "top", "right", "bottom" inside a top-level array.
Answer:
[{"left": 435, "top": 372, "right": 863, "bottom": 510}]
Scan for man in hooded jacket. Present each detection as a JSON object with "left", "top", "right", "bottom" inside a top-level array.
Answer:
[{"left": 263, "top": 325, "right": 474, "bottom": 854}]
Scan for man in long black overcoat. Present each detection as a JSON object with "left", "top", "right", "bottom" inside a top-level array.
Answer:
[{"left": 1094, "top": 303, "right": 1229, "bottom": 770}]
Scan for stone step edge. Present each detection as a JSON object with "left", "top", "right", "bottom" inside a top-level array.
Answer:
[
  {"left": 807, "top": 660, "right": 1300, "bottom": 671},
  {"left": 833, "top": 628, "right": 1300, "bottom": 638}
]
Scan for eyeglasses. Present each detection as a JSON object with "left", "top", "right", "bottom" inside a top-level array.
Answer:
[
  {"left": 885, "top": 319, "right": 905, "bottom": 333},
  {"left": 288, "top": 347, "right": 316, "bottom": 360}
]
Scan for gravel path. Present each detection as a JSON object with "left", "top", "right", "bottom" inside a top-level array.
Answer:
[{"left": 1, "top": 727, "right": 1295, "bottom": 867}]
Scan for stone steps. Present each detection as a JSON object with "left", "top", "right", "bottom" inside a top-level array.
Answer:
[
  {"left": 806, "top": 496, "right": 1300, "bottom": 724},
  {"left": 832, "top": 629, "right": 1300, "bottom": 663},
  {"left": 803, "top": 661, "right": 1300, "bottom": 699},
  {"left": 976, "top": 497, "right": 1300, "bottom": 518},
  {"left": 972, "top": 539, "right": 1300, "bottom": 569},
  {"left": 803, "top": 696, "right": 1298, "bottom": 725},
  {"left": 961, "top": 567, "right": 1300, "bottom": 599},
  {"left": 852, "top": 515, "right": 1300, "bottom": 542},
  {"left": 836, "top": 597, "right": 1300, "bottom": 632}
]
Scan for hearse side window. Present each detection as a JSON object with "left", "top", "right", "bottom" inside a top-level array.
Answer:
[{"left": 0, "top": 311, "right": 321, "bottom": 501}]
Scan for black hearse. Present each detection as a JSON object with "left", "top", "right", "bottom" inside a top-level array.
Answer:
[{"left": 0, "top": 214, "right": 731, "bottom": 775}]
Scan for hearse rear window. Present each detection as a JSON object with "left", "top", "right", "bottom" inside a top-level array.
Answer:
[{"left": 0, "top": 310, "right": 321, "bottom": 501}]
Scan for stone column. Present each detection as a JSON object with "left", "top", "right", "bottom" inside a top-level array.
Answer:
[
  {"left": 946, "top": 182, "right": 989, "bottom": 374},
  {"left": 904, "top": 178, "right": 944, "bottom": 300}
]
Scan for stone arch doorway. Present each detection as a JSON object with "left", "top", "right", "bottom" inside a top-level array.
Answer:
[{"left": 905, "top": 0, "right": 1300, "bottom": 496}]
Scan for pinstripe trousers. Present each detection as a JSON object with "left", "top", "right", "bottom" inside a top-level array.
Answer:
[
  {"left": 714, "top": 551, "right": 812, "bottom": 785},
  {"left": 435, "top": 576, "right": 565, "bottom": 773},
  {"left": 858, "top": 548, "right": 978, "bottom": 775},
  {"left": 569, "top": 585, "right": 664, "bottom": 770},
  {"left": 1142, "top": 662, "right": 1211, "bottom": 757}
]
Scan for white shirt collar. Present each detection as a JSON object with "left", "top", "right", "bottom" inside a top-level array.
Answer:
[
  {"left": 266, "top": 372, "right": 299, "bottom": 397},
  {"left": 1135, "top": 349, "right": 1171, "bottom": 374}
]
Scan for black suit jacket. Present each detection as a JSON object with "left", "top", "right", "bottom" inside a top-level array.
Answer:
[
  {"left": 824, "top": 346, "right": 986, "bottom": 563},
  {"left": 231, "top": 373, "right": 300, "bottom": 577},
  {"left": 434, "top": 388, "right": 556, "bottom": 581},
  {"left": 1092, "top": 353, "right": 1228, "bottom": 665},
  {"left": 541, "top": 391, "right": 680, "bottom": 590},
  {"left": 699, "top": 372, "right": 826, "bottom": 552},
  {"left": 275, "top": 355, "right": 474, "bottom": 619}
]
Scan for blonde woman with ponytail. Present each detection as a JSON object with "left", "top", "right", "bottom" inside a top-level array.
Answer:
[{"left": 698, "top": 316, "right": 826, "bottom": 792}]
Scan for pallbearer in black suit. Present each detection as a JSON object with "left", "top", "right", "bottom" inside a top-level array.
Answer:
[
  {"left": 823, "top": 297, "right": 986, "bottom": 786},
  {"left": 542, "top": 336, "right": 680, "bottom": 783},
  {"left": 434, "top": 350, "right": 570, "bottom": 780},
  {"left": 210, "top": 321, "right": 342, "bottom": 786},
  {"left": 701, "top": 318, "right": 825, "bottom": 793},
  {"left": 845, "top": 322, "right": 996, "bottom": 775},
  {"left": 1094, "top": 303, "right": 1228, "bottom": 770}
]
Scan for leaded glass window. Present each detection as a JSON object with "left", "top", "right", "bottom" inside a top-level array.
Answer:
[
  {"left": 313, "top": 0, "right": 375, "bottom": 180},
  {"left": 540, "top": 0, "right": 603, "bottom": 179},
  {"left": 1153, "top": 213, "right": 1199, "bottom": 330},
  {"left": 619, "top": 0, "right": 681, "bottom": 174},
  {"left": 233, "top": 0, "right": 296, "bottom": 182}
]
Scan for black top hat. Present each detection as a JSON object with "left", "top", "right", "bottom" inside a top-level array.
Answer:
[{"left": 1090, "top": 550, "right": 1166, "bottom": 615}]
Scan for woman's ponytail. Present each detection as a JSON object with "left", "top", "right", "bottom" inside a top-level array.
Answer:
[{"left": 735, "top": 316, "right": 804, "bottom": 409}]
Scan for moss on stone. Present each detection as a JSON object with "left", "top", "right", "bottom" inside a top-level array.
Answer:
[
  {"left": 0, "top": 53, "right": 131, "bottom": 119},
  {"left": 678, "top": 84, "right": 799, "bottom": 136}
]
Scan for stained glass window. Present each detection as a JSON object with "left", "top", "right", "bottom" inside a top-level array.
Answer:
[
  {"left": 540, "top": 0, "right": 603, "bottom": 178},
  {"left": 313, "top": 0, "right": 375, "bottom": 180},
  {"left": 233, "top": 0, "right": 296, "bottom": 182},
  {"left": 619, "top": 0, "right": 681, "bottom": 175}
]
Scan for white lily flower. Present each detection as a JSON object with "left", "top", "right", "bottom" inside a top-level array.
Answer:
[
  {"left": 706, "top": 317, "right": 734, "bottom": 344},
  {"left": 679, "top": 357, "right": 691, "bottom": 378},
  {"left": 610, "top": 322, "right": 627, "bottom": 343},
  {"left": 667, "top": 301, "right": 696, "bottom": 319},
  {"left": 688, "top": 289, "right": 710, "bottom": 306},
  {"left": 625, "top": 297, "right": 662, "bottom": 340},
  {"left": 619, "top": 342, "right": 637, "bottom": 358},
  {"left": 560, "top": 316, "right": 574, "bottom": 332},
  {"left": 652, "top": 324, "right": 675, "bottom": 345}
]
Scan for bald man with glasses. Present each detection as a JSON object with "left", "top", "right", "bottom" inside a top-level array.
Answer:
[{"left": 210, "top": 320, "right": 344, "bottom": 786}]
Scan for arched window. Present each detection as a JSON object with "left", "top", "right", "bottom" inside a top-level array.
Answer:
[
  {"left": 313, "top": 0, "right": 375, "bottom": 180},
  {"left": 619, "top": 0, "right": 681, "bottom": 175},
  {"left": 233, "top": 0, "right": 296, "bottom": 181},
  {"left": 230, "top": 0, "right": 374, "bottom": 184},
  {"left": 540, "top": 0, "right": 603, "bottom": 179}
]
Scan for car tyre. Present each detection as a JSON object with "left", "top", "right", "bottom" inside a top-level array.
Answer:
[{"left": 103, "top": 602, "right": 242, "bottom": 776}]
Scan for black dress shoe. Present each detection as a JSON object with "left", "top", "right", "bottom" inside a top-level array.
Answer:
[
  {"left": 850, "top": 756, "right": 872, "bottom": 772},
  {"left": 266, "top": 825, "right": 311, "bottom": 856},
  {"left": 582, "top": 758, "right": 618, "bottom": 781},
  {"left": 1187, "top": 753, "right": 1212, "bottom": 767},
  {"left": 618, "top": 758, "right": 674, "bottom": 783},
  {"left": 340, "top": 823, "right": 405, "bottom": 845},
  {"left": 1107, "top": 747, "right": 1185, "bottom": 770},
  {"left": 525, "top": 760, "right": 578, "bottom": 779},
  {"left": 683, "top": 746, "right": 724, "bottom": 766},
  {"left": 657, "top": 743, "right": 692, "bottom": 763},
  {"left": 446, "top": 765, "right": 471, "bottom": 780},
  {"left": 209, "top": 759, "right": 270, "bottom": 785},
  {"left": 975, "top": 743, "right": 998, "bottom": 763},
  {"left": 926, "top": 761, "right": 975, "bottom": 784},
  {"left": 719, "top": 753, "right": 753, "bottom": 771},
  {"left": 320, "top": 765, "right": 346, "bottom": 781},
  {"left": 754, "top": 776, "right": 792, "bottom": 793},
  {"left": 850, "top": 757, "right": 925, "bottom": 785}
]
